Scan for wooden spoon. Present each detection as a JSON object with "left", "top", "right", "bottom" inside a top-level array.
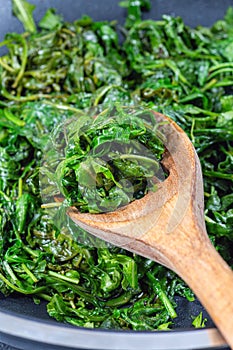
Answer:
[{"left": 67, "top": 112, "right": 233, "bottom": 348}]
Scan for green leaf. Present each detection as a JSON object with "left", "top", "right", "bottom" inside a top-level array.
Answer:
[
  {"left": 224, "top": 7, "right": 233, "bottom": 27},
  {"left": 217, "top": 111, "right": 233, "bottom": 128},
  {"left": 47, "top": 294, "right": 69, "bottom": 322},
  {"left": 222, "top": 41, "right": 233, "bottom": 61},
  {"left": 39, "top": 8, "right": 63, "bottom": 30},
  {"left": 192, "top": 312, "right": 207, "bottom": 328},
  {"left": 113, "top": 255, "right": 139, "bottom": 289},
  {"left": 220, "top": 95, "right": 233, "bottom": 111},
  {"left": 15, "top": 193, "right": 32, "bottom": 234},
  {"left": 206, "top": 188, "right": 221, "bottom": 211},
  {"left": 123, "top": 0, "right": 151, "bottom": 28},
  {"left": 118, "top": 1, "right": 129, "bottom": 8},
  {"left": 12, "top": 0, "right": 36, "bottom": 33},
  {"left": 221, "top": 194, "right": 233, "bottom": 211}
]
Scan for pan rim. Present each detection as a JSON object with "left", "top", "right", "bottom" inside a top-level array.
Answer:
[{"left": 0, "top": 309, "right": 227, "bottom": 350}]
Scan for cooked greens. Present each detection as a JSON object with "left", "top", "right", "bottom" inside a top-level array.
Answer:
[
  {"left": 45, "top": 105, "right": 165, "bottom": 213},
  {"left": 0, "top": 0, "right": 232, "bottom": 330}
]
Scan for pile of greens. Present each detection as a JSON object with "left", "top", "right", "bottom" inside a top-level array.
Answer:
[
  {"left": 46, "top": 105, "right": 165, "bottom": 213},
  {"left": 0, "top": 0, "right": 232, "bottom": 330}
]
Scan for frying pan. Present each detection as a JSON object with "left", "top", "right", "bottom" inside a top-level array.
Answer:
[{"left": 0, "top": 0, "right": 232, "bottom": 349}]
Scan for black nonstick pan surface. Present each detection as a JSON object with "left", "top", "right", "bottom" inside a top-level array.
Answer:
[{"left": 0, "top": 0, "right": 232, "bottom": 349}]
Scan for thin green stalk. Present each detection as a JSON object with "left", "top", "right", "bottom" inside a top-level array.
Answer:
[
  {"left": 0, "top": 272, "right": 46, "bottom": 295},
  {"left": 21, "top": 263, "right": 39, "bottom": 283},
  {"left": 147, "top": 271, "right": 177, "bottom": 319},
  {"left": 48, "top": 271, "right": 80, "bottom": 285},
  {"left": 0, "top": 58, "right": 15, "bottom": 73},
  {"left": 12, "top": 36, "right": 28, "bottom": 88}
]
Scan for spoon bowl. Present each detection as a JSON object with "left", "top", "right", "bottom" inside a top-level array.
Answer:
[{"left": 67, "top": 112, "right": 233, "bottom": 348}]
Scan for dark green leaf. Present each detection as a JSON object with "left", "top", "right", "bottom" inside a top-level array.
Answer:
[
  {"left": 12, "top": 0, "right": 36, "bottom": 33},
  {"left": 39, "top": 8, "right": 63, "bottom": 30}
]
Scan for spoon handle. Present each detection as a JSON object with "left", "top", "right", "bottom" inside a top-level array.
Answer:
[
  {"left": 174, "top": 239, "right": 233, "bottom": 349},
  {"left": 142, "top": 210, "right": 233, "bottom": 350}
]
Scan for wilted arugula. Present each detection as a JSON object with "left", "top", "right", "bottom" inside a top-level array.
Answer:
[
  {"left": 0, "top": 0, "right": 232, "bottom": 330},
  {"left": 47, "top": 105, "right": 165, "bottom": 213}
]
